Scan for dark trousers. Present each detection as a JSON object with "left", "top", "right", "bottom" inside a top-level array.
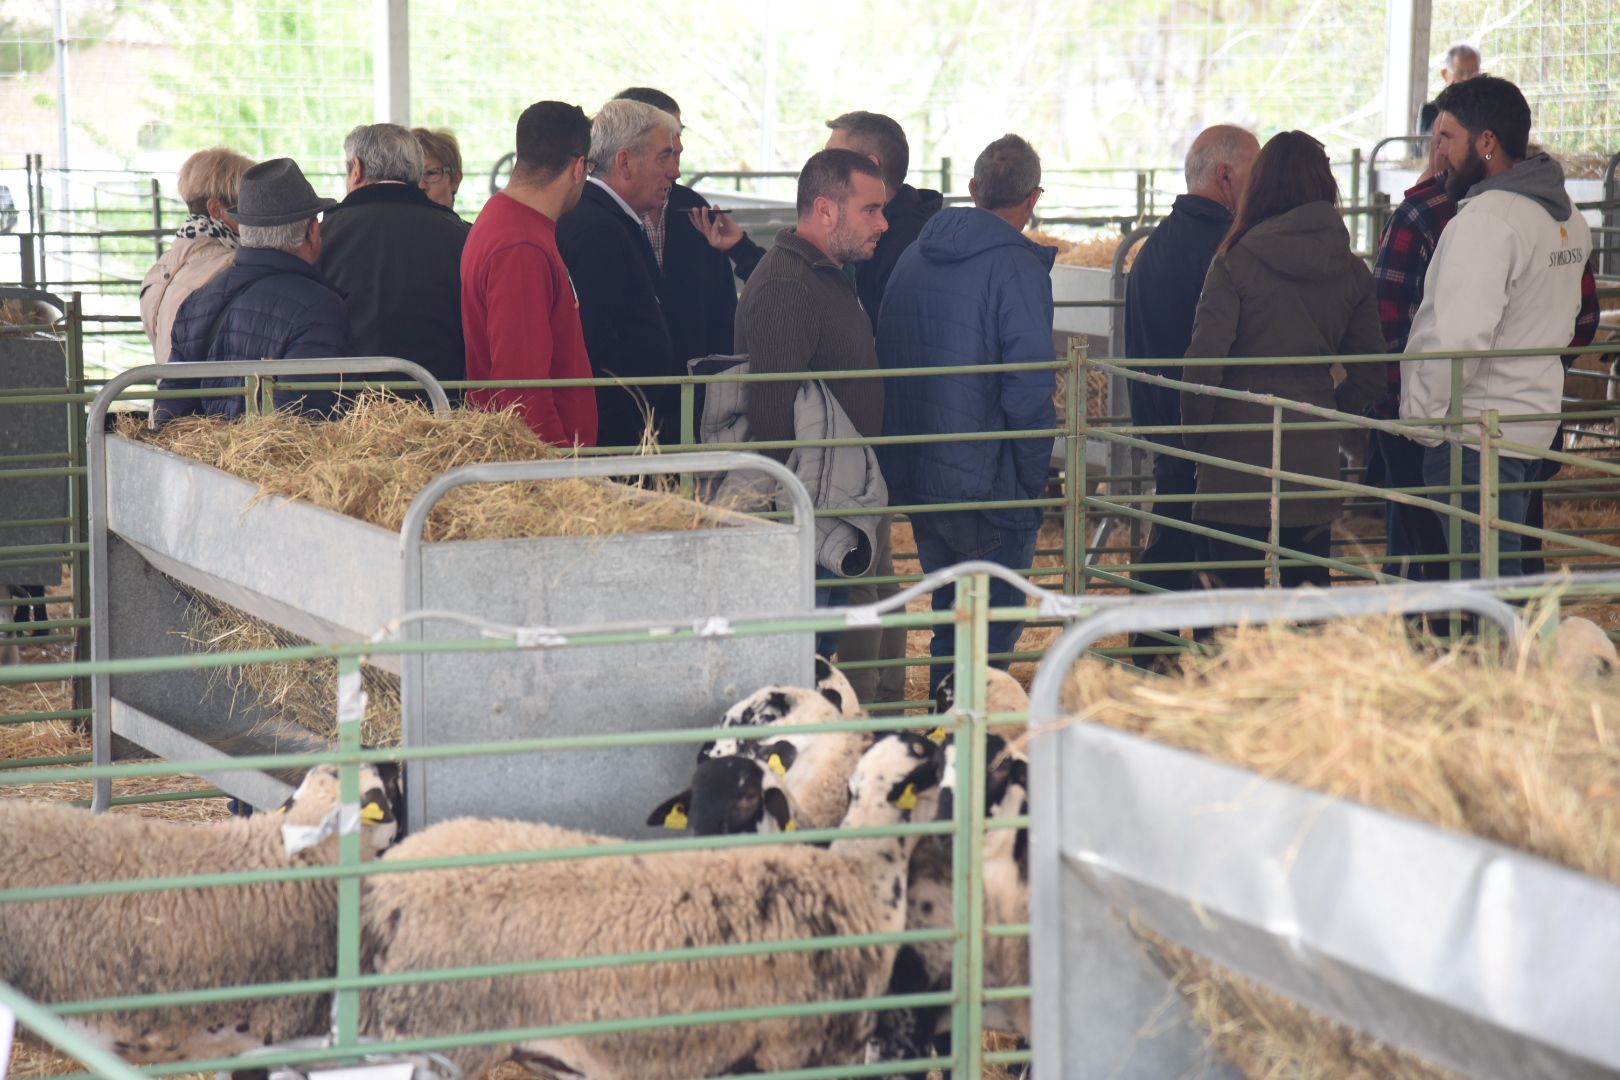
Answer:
[
  {"left": 1421, "top": 447, "right": 1535, "bottom": 579},
  {"left": 1368, "top": 428, "right": 1449, "bottom": 581},
  {"left": 910, "top": 513, "right": 1040, "bottom": 697},
  {"left": 1129, "top": 455, "right": 1198, "bottom": 667},
  {"left": 1192, "top": 521, "right": 1333, "bottom": 591}
]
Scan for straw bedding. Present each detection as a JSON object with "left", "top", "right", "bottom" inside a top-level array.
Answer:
[
  {"left": 1057, "top": 614, "right": 1619, "bottom": 1077},
  {"left": 1023, "top": 227, "right": 1136, "bottom": 270},
  {"left": 118, "top": 394, "right": 718, "bottom": 543}
]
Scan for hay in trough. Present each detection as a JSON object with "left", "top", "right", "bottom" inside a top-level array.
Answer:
[
  {"left": 1024, "top": 228, "right": 1136, "bottom": 270},
  {"left": 1057, "top": 615, "right": 1619, "bottom": 1077},
  {"left": 121, "top": 394, "right": 722, "bottom": 543},
  {"left": 180, "top": 586, "right": 402, "bottom": 748}
]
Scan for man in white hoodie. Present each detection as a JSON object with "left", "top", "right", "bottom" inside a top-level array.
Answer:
[{"left": 1401, "top": 75, "right": 1591, "bottom": 577}]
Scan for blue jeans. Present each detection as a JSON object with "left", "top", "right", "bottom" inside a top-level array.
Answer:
[
  {"left": 1421, "top": 447, "right": 1534, "bottom": 578},
  {"left": 813, "top": 569, "right": 850, "bottom": 658},
  {"left": 910, "top": 513, "right": 1041, "bottom": 696}
]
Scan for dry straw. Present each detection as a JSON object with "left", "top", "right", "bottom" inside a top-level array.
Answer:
[
  {"left": 1057, "top": 613, "right": 1619, "bottom": 1078},
  {"left": 120, "top": 394, "right": 720, "bottom": 543},
  {"left": 1024, "top": 227, "right": 1136, "bottom": 270}
]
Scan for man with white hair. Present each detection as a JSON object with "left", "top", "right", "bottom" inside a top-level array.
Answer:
[
  {"left": 154, "top": 157, "right": 348, "bottom": 424},
  {"left": 318, "top": 122, "right": 470, "bottom": 394},
  {"left": 556, "top": 98, "right": 681, "bottom": 450},
  {"left": 1419, "top": 44, "right": 1481, "bottom": 134},
  {"left": 1122, "top": 123, "right": 1258, "bottom": 667}
]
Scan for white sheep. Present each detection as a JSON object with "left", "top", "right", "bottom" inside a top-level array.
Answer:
[
  {"left": 360, "top": 732, "right": 948, "bottom": 1079},
  {"left": 1554, "top": 615, "right": 1617, "bottom": 679},
  {"left": 816, "top": 653, "right": 864, "bottom": 717},
  {"left": 0, "top": 764, "right": 398, "bottom": 1064},
  {"left": 653, "top": 683, "right": 869, "bottom": 833}
]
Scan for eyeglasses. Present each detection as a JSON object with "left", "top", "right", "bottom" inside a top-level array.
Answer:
[{"left": 422, "top": 167, "right": 455, "bottom": 184}]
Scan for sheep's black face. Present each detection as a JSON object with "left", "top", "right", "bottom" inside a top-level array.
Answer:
[{"left": 653, "top": 756, "right": 795, "bottom": 836}]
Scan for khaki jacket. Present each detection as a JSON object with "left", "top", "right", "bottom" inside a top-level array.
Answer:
[{"left": 140, "top": 234, "right": 236, "bottom": 363}]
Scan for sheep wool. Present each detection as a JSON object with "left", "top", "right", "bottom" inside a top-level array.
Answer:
[
  {"left": 361, "top": 734, "right": 946, "bottom": 1079},
  {"left": 0, "top": 765, "right": 397, "bottom": 1064}
]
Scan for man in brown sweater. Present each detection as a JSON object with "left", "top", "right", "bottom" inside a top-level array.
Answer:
[{"left": 734, "top": 148, "right": 889, "bottom": 675}]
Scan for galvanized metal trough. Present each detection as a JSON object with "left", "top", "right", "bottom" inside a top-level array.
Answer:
[
  {"left": 1028, "top": 583, "right": 1620, "bottom": 1079},
  {"left": 89, "top": 361, "right": 816, "bottom": 835}
]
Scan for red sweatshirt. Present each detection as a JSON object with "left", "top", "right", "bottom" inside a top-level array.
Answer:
[{"left": 461, "top": 192, "right": 598, "bottom": 447}]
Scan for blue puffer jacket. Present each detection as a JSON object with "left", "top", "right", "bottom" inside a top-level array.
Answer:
[
  {"left": 875, "top": 208, "right": 1057, "bottom": 529},
  {"left": 154, "top": 247, "right": 350, "bottom": 423}
]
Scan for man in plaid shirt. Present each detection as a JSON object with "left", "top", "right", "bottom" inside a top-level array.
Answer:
[{"left": 1371, "top": 139, "right": 1599, "bottom": 578}]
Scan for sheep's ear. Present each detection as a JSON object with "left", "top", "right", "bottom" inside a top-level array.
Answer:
[
  {"left": 647, "top": 791, "right": 692, "bottom": 830},
  {"left": 763, "top": 788, "right": 794, "bottom": 832},
  {"left": 763, "top": 740, "right": 798, "bottom": 776}
]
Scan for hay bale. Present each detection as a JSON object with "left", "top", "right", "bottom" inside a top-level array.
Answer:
[
  {"left": 1056, "top": 616, "right": 1619, "bottom": 1077},
  {"left": 120, "top": 394, "right": 719, "bottom": 543}
]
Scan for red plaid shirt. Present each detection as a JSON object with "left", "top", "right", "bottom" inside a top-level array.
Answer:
[{"left": 1373, "top": 173, "right": 1600, "bottom": 395}]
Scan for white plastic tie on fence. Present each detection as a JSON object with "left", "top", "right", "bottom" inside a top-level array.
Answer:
[
  {"left": 695, "top": 616, "right": 735, "bottom": 639},
  {"left": 844, "top": 606, "right": 884, "bottom": 628},
  {"left": 337, "top": 668, "right": 367, "bottom": 730},
  {"left": 282, "top": 806, "right": 342, "bottom": 857},
  {"left": 515, "top": 627, "right": 568, "bottom": 649},
  {"left": 337, "top": 800, "right": 362, "bottom": 836},
  {"left": 1038, "top": 593, "right": 1085, "bottom": 619}
]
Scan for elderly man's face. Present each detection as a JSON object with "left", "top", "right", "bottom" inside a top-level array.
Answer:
[{"left": 621, "top": 127, "right": 679, "bottom": 214}]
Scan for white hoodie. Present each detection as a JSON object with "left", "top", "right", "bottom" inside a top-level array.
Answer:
[{"left": 1401, "top": 154, "right": 1591, "bottom": 457}]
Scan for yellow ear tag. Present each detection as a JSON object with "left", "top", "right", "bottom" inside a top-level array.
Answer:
[
  {"left": 274, "top": 804, "right": 288, "bottom": 816},
  {"left": 360, "top": 802, "right": 386, "bottom": 824},
  {"left": 663, "top": 804, "right": 689, "bottom": 830},
  {"left": 767, "top": 753, "right": 788, "bottom": 776},
  {"left": 785, "top": 820, "right": 798, "bottom": 832},
  {"left": 897, "top": 783, "right": 919, "bottom": 810},
  {"left": 926, "top": 726, "right": 949, "bottom": 745}
]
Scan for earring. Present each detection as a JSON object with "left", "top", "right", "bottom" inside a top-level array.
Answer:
[{"left": 1484, "top": 152, "right": 1493, "bottom": 161}]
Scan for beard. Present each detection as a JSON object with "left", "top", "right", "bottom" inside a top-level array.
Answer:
[
  {"left": 828, "top": 210, "right": 880, "bottom": 265},
  {"left": 1444, "top": 143, "right": 1489, "bottom": 202}
]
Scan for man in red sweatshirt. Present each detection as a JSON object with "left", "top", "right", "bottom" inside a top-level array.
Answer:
[{"left": 461, "top": 101, "right": 597, "bottom": 447}]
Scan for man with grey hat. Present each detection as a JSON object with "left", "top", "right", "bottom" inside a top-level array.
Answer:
[{"left": 154, "top": 156, "right": 351, "bottom": 424}]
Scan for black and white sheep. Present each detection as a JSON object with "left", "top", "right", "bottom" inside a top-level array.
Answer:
[
  {"left": 360, "top": 732, "right": 947, "bottom": 1079},
  {"left": 650, "top": 682, "right": 869, "bottom": 834},
  {"left": 0, "top": 764, "right": 398, "bottom": 1064}
]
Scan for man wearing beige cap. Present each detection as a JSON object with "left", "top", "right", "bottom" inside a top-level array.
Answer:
[{"left": 155, "top": 157, "right": 351, "bottom": 424}]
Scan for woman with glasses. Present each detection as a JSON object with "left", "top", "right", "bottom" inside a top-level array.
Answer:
[{"left": 413, "top": 127, "right": 465, "bottom": 210}]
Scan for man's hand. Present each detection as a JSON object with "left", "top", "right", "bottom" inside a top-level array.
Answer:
[{"left": 690, "top": 206, "right": 745, "bottom": 252}]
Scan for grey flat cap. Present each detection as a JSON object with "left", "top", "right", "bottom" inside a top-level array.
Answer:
[{"left": 229, "top": 157, "right": 338, "bottom": 227}]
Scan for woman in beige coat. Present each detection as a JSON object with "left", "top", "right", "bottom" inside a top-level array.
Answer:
[
  {"left": 139, "top": 147, "right": 255, "bottom": 363},
  {"left": 1180, "top": 131, "right": 1385, "bottom": 589}
]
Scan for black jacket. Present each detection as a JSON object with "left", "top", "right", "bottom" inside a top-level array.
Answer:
[
  {"left": 1123, "top": 194, "right": 1232, "bottom": 466},
  {"left": 316, "top": 183, "right": 470, "bottom": 390},
  {"left": 556, "top": 181, "right": 677, "bottom": 450},
  {"left": 856, "top": 183, "right": 943, "bottom": 331},
  {"left": 661, "top": 184, "right": 743, "bottom": 364},
  {"left": 155, "top": 247, "right": 350, "bottom": 423}
]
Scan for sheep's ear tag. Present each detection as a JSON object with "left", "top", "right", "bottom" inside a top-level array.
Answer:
[
  {"left": 897, "top": 784, "right": 919, "bottom": 811},
  {"left": 926, "top": 726, "right": 949, "bottom": 745},
  {"left": 663, "top": 804, "right": 689, "bottom": 830},
  {"left": 767, "top": 753, "right": 789, "bottom": 776},
  {"left": 360, "top": 802, "right": 386, "bottom": 824},
  {"left": 785, "top": 819, "right": 798, "bottom": 832}
]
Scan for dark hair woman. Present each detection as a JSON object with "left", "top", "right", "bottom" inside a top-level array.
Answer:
[{"left": 1179, "top": 130, "right": 1386, "bottom": 589}]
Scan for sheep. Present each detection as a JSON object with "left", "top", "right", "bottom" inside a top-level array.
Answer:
[
  {"left": 360, "top": 732, "right": 948, "bottom": 1080},
  {"left": 647, "top": 753, "right": 798, "bottom": 835},
  {"left": 816, "top": 653, "right": 864, "bottom": 717},
  {"left": 1554, "top": 615, "right": 1617, "bottom": 679},
  {"left": 652, "top": 683, "right": 869, "bottom": 834},
  {"left": 0, "top": 764, "right": 399, "bottom": 1064},
  {"left": 867, "top": 733, "right": 1032, "bottom": 1077},
  {"left": 934, "top": 667, "right": 1032, "bottom": 717}
]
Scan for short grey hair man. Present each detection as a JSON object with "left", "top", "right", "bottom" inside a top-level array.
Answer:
[
  {"left": 971, "top": 134, "right": 1041, "bottom": 211},
  {"left": 1183, "top": 124, "right": 1258, "bottom": 192},
  {"left": 588, "top": 98, "right": 677, "bottom": 176},
  {"left": 239, "top": 219, "right": 314, "bottom": 253},
  {"left": 343, "top": 122, "right": 424, "bottom": 188}
]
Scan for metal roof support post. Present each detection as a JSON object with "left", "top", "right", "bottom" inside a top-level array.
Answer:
[
  {"left": 1384, "top": 0, "right": 1433, "bottom": 139},
  {"left": 374, "top": 0, "right": 409, "bottom": 126}
]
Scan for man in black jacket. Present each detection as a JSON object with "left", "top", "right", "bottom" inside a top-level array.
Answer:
[
  {"left": 317, "top": 123, "right": 470, "bottom": 395},
  {"left": 613, "top": 87, "right": 766, "bottom": 368},
  {"left": 556, "top": 98, "right": 681, "bottom": 450},
  {"left": 825, "top": 111, "right": 943, "bottom": 332},
  {"left": 1122, "top": 124, "right": 1257, "bottom": 666}
]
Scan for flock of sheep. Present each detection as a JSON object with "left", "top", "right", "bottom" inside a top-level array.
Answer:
[{"left": 0, "top": 656, "right": 1033, "bottom": 1080}]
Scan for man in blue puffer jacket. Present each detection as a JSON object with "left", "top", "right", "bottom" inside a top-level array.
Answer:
[
  {"left": 876, "top": 134, "right": 1057, "bottom": 694},
  {"left": 155, "top": 157, "right": 349, "bottom": 424}
]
